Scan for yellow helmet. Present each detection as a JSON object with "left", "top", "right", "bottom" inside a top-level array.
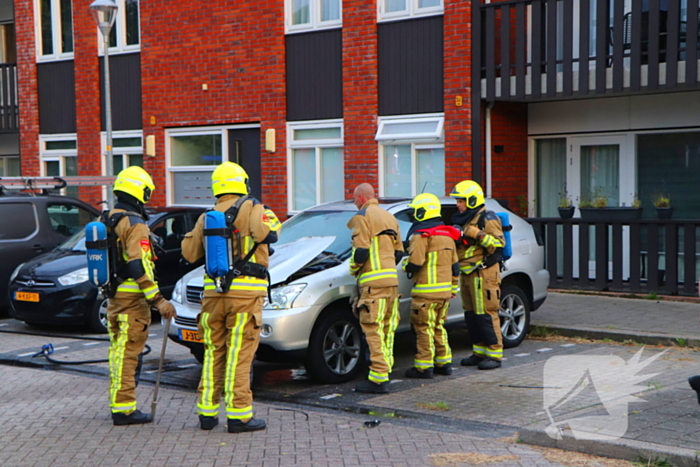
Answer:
[
  {"left": 211, "top": 161, "right": 249, "bottom": 197},
  {"left": 113, "top": 166, "right": 155, "bottom": 204},
  {"left": 408, "top": 193, "right": 441, "bottom": 221},
  {"left": 449, "top": 180, "right": 484, "bottom": 209}
]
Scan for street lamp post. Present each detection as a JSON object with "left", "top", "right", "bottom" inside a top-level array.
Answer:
[{"left": 90, "top": 0, "right": 118, "bottom": 210}]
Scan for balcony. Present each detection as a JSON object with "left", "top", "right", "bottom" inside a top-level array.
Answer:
[
  {"left": 528, "top": 217, "right": 700, "bottom": 297},
  {"left": 477, "top": 0, "right": 700, "bottom": 101}
]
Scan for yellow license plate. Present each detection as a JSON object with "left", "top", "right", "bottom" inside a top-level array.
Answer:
[
  {"left": 15, "top": 291, "right": 40, "bottom": 302},
  {"left": 180, "top": 329, "right": 203, "bottom": 343}
]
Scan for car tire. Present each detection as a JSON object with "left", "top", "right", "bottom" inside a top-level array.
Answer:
[
  {"left": 191, "top": 347, "right": 205, "bottom": 365},
  {"left": 499, "top": 285, "right": 530, "bottom": 348},
  {"left": 305, "top": 308, "right": 366, "bottom": 384},
  {"left": 88, "top": 297, "right": 110, "bottom": 334}
]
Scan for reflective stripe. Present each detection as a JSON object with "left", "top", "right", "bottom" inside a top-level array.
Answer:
[
  {"left": 203, "top": 276, "right": 269, "bottom": 291},
  {"left": 435, "top": 301, "right": 452, "bottom": 364},
  {"left": 370, "top": 237, "right": 380, "bottom": 271},
  {"left": 464, "top": 246, "right": 477, "bottom": 259},
  {"left": 227, "top": 405, "right": 253, "bottom": 420},
  {"left": 485, "top": 349, "right": 503, "bottom": 359},
  {"left": 198, "top": 312, "right": 217, "bottom": 413},
  {"left": 434, "top": 356, "right": 451, "bottom": 364},
  {"left": 368, "top": 370, "right": 389, "bottom": 383},
  {"left": 386, "top": 297, "right": 399, "bottom": 371},
  {"left": 116, "top": 282, "right": 141, "bottom": 293},
  {"left": 358, "top": 269, "right": 398, "bottom": 285},
  {"left": 415, "top": 359, "right": 433, "bottom": 369},
  {"left": 474, "top": 276, "right": 485, "bottom": 314},
  {"left": 473, "top": 344, "right": 487, "bottom": 357},
  {"left": 451, "top": 284, "right": 459, "bottom": 293},
  {"left": 197, "top": 405, "right": 219, "bottom": 417},
  {"left": 142, "top": 285, "right": 158, "bottom": 300},
  {"left": 223, "top": 313, "right": 246, "bottom": 410},
  {"left": 109, "top": 314, "right": 131, "bottom": 412},
  {"left": 480, "top": 234, "right": 505, "bottom": 249},
  {"left": 427, "top": 251, "right": 437, "bottom": 285},
  {"left": 412, "top": 282, "right": 452, "bottom": 294},
  {"left": 460, "top": 263, "right": 481, "bottom": 274},
  {"left": 427, "top": 302, "right": 436, "bottom": 363}
]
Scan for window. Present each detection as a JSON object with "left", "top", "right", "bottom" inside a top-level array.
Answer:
[
  {"left": 286, "top": 0, "right": 341, "bottom": 33},
  {"left": 0, "top": 203, "right": 38, "bottom": 240},
  {"left": 101, "top": 131, "right": 143, "bottom": 174},
  {"left": 376, "top": 114, "right": 444, "bottom": 198},
  {"left": 37, "top": 0, "right": 73, "bottom": 60},
  {"left": 40, "top": 135, "right": 77, "bottom": 196},
  {"left": 150, "top": 214, "right": 188, "bottom": 251},
  {"left": 378, "top": 0, "right": 443, "bottom": 22},
  {"left": 0, "top": 156, "right": 19, "bottom": 176},
  {"left": 167, "top": 129, "right": 224, "bottom": 206},
  {"left": 288, "top": 120, "right": 344, "bottom": 212},
  {"left": 46, "top": 202, "right": 95, "bottom": 237},
  {"left": 96, "top": 0, "right": 140, "bottom": 53}
]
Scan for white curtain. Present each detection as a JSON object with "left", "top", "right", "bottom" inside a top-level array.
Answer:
[
  {"left": 292, "top": 0, "right": 310, "bottom": 25},
  {"left": 416, "top": 147, "right": 445, "bottom": 195},
  {"left": 321, "top": 0, "right": 340, "bottom": 21},
  {"left": 293, "top": 148, "right": 316, "bottom": 211},
  {"left": 383, "top": 145, "right": 411, "bottom": 197},
  {"left": 536, "top": 138, "right": 567, "bottom": 216},
  {"left": 385, "top": 0, "right": 406, "bottom": 13},
  {"left": 580, "top": 144, "right": 619, "bottom": 206},
  {"left": 320, "top": 147, "right": 344, "bottom": 203}
]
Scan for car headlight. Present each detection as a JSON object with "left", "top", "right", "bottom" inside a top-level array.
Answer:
[
  {"left": 9, "top": 263, "right": 25, "bottom": 283},
  {"left": 171, "top": 279, "right": 184, "bottom": 304},
  {"left": 263, "top": 284, "right": 306, "bottom": 310},
  {"left": 58, "top": 267, "right": 89, "bottom": 286}
]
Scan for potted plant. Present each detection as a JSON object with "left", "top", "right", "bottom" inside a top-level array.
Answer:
[
  {"left": 558, "top": 192, "right": 575, "bottom": 219},
  {"left": 652, "top": 192, "right": 673, "bottom": 219},
  {"left": 579, "top": 188, "right": 642, "bottom": 221}
]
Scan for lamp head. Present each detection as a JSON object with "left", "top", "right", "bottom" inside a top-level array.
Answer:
[{"left": 90, "top": 0, "right": 118, "bottom": 37}]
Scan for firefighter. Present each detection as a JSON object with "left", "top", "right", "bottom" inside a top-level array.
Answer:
[
  {"left": 347, "top": 183, "right": 404, "bottom": 393},
  {"left": 450, "top": 180, "right": 506, "bottom": 370},
  {"left": 107, "top": 166, "right": 177, "bottom": 426},
  {"left": 402, "top": 193, "right": 460, "bottom": 379},
  {"left": 182, "top": 161, "right": 281, "bottom": 433}
]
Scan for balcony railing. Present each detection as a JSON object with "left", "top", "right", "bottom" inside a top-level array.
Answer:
[
  {"left": 0, "top": 63, "right": 17, "bottom": 132},
  {"left": 478, "top": 0, "right": 700, "bottom": 101},
  {"left": 528, "top": 217, "right": 700, "bottom": 297}
]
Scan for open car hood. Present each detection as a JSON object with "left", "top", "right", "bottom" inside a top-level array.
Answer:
[
  {"left": 269, "top": 236, "right": 336, "bottom": 286},
  {"left": 185, "top": 236, "right": 337, "bottom": 288}
]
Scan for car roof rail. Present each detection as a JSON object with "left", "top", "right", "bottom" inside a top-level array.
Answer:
[{"left": 0, "top": 176, "right": 116, "bottom": 196}]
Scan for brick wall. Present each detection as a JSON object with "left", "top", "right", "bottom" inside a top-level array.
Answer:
[
  {"left": 15, "top": 0, "right": 39, "bottom": 177},
  {"left": 490, "top": 101, "right": 528, "bottom": 216}
]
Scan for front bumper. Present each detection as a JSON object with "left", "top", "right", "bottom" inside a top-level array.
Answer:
[{"left": 8, "top": 280, "right": 98, "bottom": 326}]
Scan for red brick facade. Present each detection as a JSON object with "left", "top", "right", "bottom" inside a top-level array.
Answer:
[{"left": 15, "top": 0, "right": 529, "bottom": 216}]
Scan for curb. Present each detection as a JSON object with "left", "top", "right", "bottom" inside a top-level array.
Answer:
[
  {"left": 530, "top": 323, "right": 700, "bottom": 348},
  {"left": 518, "top": 427, "right": 700, "bottom": 467}
]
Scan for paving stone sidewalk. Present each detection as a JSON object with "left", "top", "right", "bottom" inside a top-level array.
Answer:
[{"left": 0, "top": 365, "right": 629, "bottom": 467}]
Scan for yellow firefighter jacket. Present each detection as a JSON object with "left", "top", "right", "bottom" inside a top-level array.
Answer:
[
  {"left": 182, "top": 194, "right": 281, "bottom": 298},
  {"left": 456, "top": 206, "right": 506, "bottom": 275},
  {"left": 347, "top": 198, "right": 403, "bottom": 288},
  {"left": 110, "top": 208, "right": 161, "bottom": 301},
  {"left": 406, "top": 231, "right": 459, "bottom": 299}
]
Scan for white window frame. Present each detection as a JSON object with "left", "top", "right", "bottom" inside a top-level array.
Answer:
[
  {"left": 285, "top": 0, "right": 342, "bottom": 34},
  {"left": 376, "top": 113, "right": 445, "bottom": 197},
  {"left": 40, "top": 134, "right": 78, "bottom": 194},
  {"left": 97, "top": 130, "right": 143, "bottom": 201},
  {"left": 287, "top": 119, "right": 344, "bottom": 214},
  {"left": 378, "top": 0, "right": 443, "bottom": 23},
  {"left": 96, "top": 0, "right": 141, "bottom": 55},
  {"left": 35, "top": 0, "right": 74, "bottom": 61}
]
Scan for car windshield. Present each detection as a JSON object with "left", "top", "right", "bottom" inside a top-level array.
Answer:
[
  {"left": 279, "top": 210, "right": 356, "bottom": 256},
  {"left": 59, "top": 229, "right": 87, "bottom": 251}
]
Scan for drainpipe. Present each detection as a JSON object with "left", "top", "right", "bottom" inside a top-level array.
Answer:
[{"left": 485, "top": 101, "right": 495, "bottom": 198}]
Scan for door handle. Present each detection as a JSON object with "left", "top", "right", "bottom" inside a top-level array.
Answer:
[{"left": 32, "top": 244, "right": 44, "bottom": 253}]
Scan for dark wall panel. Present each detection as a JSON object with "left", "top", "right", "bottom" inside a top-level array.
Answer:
[
  {"left": 286, "top": 29, "right": 342, "bottom": 121},
  {"left": 38, "top": 61, "right": 76, "bottom": 134},
  {"left": 99, "top": 52, "right": 142, "bottom": 131},
  {"left": 378, "top": 16, "right": 444, "bottom": 116}
]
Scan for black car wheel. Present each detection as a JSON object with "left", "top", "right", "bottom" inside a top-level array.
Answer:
[
  {"left": 305, "top": 308, "right": 365, "bottom": 384},
  {"left": 499, "top": 285, "right": 530, "bottom": 348},
  {"left": 89, "top": 297, "right": 109, "bottom": 334}
]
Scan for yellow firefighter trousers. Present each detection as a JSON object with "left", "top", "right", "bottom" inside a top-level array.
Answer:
[
  {"left": 107, "top": 294, "right": 151, "bottom": 414},
  {"left": 196, "top": 295, "right": 262, "bottom": 421},
  {"left": 459, "top": 265, "right": 503, "bottom": 361},
  {"left": 410, "top": 297, "right": 452, "bottom": 371},
  {"left": 357, "top": 286, "right": 399, "bottom": 384}
]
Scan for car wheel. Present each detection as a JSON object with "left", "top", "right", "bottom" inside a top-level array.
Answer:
[
  {"left": 305, "top": 308, "right": 365, "bottom": 384},
  {"left": 499, "top": 285, "right": 530, "bottom": 348},
  {"left": 191, "top": 346, "right": 205, "bottom": 364},
  {"left": 88, "top": 297, "right": 109, "bottom": 334}
]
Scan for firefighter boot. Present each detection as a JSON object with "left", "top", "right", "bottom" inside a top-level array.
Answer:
[
  {"left": 433, "top": 365, "right": 453, "bottom": 376},
  {"left": 689, "top": 375, "right": 700, "bottom": 405},
  {"left": 199, "top": 415, "right": 219, "bottom": 430},
  {"left": 460, "top": 354, "right": 483, "bottom": 366},
  {"left": 228, "top": 418, "right": 267, "bottom": 433},
  {"left": 405, "top": 367, "right": 434, "bottom": 379},
  {"left": 112, "top": 410, "right": 153, "bottom": 426},
  {"left": 355, "top": 380, "right": 390, "bottom": 394},
  {"left": 478, "top": 359, "right": 501, "bottom": 370}
]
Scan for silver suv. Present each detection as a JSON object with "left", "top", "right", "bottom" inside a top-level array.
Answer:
[{"left": 167, "top": 198, "right": 549, "bottom": 384}]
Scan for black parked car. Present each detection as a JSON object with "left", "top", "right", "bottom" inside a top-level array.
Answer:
[
  {"left": 8, "top": 207, "right": 204, "bottom": 333},
  {"left": 0, "top": 193, "right": 101, "bottom": 313}
]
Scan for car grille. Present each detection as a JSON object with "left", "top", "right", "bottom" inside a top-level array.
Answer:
[
  {"left": 15, "top": 278, "right": 55, "bottom": 287},
  {"left": 174, "top": 316, "right": 198, "bottom": 328},
  {"left": 186, "top": 285, "right": 204, "bottom": 305}
]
